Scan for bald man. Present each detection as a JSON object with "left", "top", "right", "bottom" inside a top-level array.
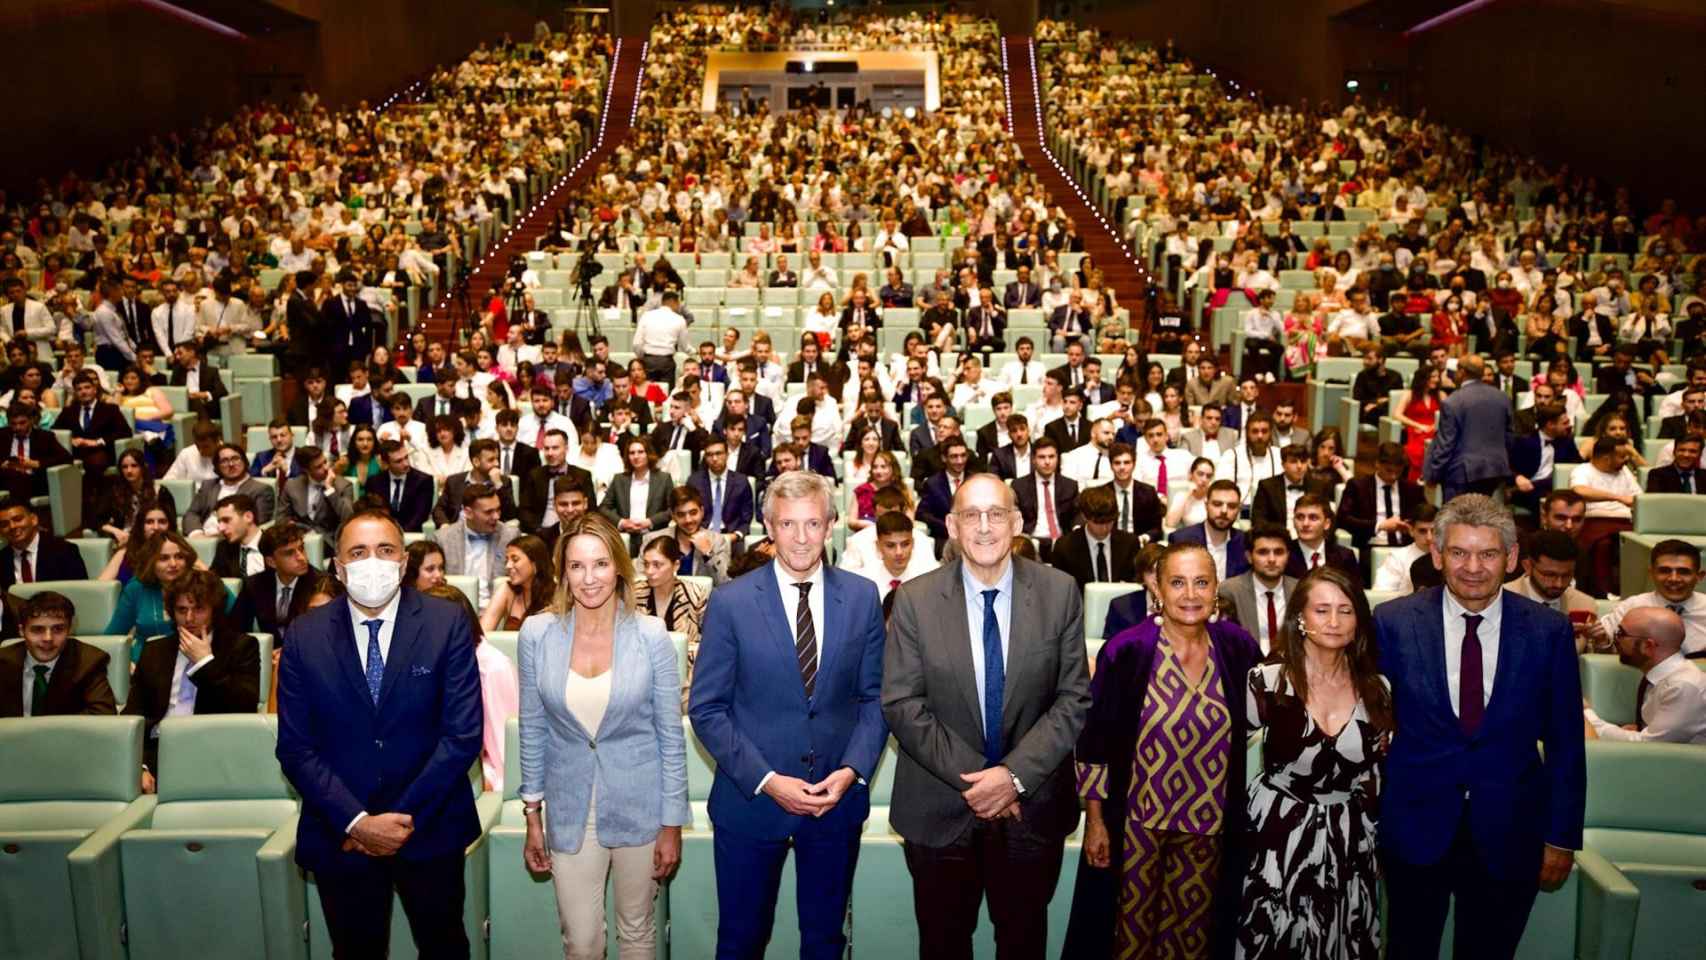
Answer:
[{"left": 1584, "top": 607, "right": 1706, "bottom": 744}]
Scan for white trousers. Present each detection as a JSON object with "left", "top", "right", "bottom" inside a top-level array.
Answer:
[{"left": 549, "top": 808, "right": 659, "bottom": 960}]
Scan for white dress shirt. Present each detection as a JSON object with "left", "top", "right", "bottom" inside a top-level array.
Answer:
[
  {"left": 517, "top": 411, "right": 577, "bottom": 449},
  {"left": 1572, "top": 463, "right": 1638, "bottom": 519},
  {"left": 1205, "top": 527, "right": 1231, "bottom": 581},
  {"left": 237, "top": 529, "right": 265, "bottom": 576},
  {"left": 163, "top": 648, "right": 216, "bottom": 723},
  {"left": 626, "top": 472, "right": 652, "bottom": 524},
  {"left": 1216, "top": 443, "right": 1283, "bottom": 504},
  {"left": 1062, "top": 444, "right": 1112, "bottom": 485},
  {"left": 1585, "top": 653, "right": 1706, "bottom": 744},
  {"left": 757, "top": 560, "right": 829, "bottom": 793},
  {"left": 345, "top": 589, "right": 402, "bottom": 832},
  {"left": 1443, "top": 589, "right": 1501, "bottom": 718},
  {"left": 1601, "top": 592, "right": 1706, "bottom": 656},
  {"left": 634, "top": 306, "right": 690, "bottom": 357},
  {"left": 1373, "top": 543, "right": 1426, "bottom": 592}
]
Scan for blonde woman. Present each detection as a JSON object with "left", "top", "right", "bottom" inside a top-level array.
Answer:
[{"left": 518, "top": 513, "right": 687, "bottom": 959}]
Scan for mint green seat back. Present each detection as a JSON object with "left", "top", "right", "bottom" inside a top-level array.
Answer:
[
  {"left": 0, "top": 716, "right": 143, "bottom": 960},
  {"left": 1633, "top": 493, "right": 1706, "bottom": 534},
  {"left": 1580, "top": 654, "right": 1641, "bottom": 727},
  {"left": 118, "top": 716, "right": 296, "bottom": 960},
  {"left": 1084, "top": 582, "right": 1140, "bottom": 642},
  {"left": 5, "top": 580, "right": 122, "bottom": 635},
  {"left": 1582, "top": 741, "right": 1706, "bottom": 958}
]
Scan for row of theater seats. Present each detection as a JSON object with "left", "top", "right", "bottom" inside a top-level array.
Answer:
[{"left": 4, "top": 711, "right": 1702, "bottom": 960}]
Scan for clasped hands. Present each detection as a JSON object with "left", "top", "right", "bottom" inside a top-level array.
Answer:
[
  {"left": 762, "top": 768, "right": 858, "bottom": 818},
  {"left": 343, "top": 812, "right": 414, "bottom": 856},
  {"left": 961, "top": 765, "right": 1020, "bottom": 821}
]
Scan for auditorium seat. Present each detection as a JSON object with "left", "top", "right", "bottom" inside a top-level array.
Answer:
[
  {"left": 1633, "top": 494, "right": 1706, "bottom": 535},
  {"left": 7, "top": 580, "right": 121, "bottom": 635},
  {"left": 117, "top": 716, "right": 298, "bottom": 960},
  {"left": 1580, "top": 653, "right": 1641, "bottom": 727},
  {"left": 0, "top": 715, "right": 148, "bottom": 960},
  {"left": 1084, "top": 582, "right": 1140, "bottom": 643}
]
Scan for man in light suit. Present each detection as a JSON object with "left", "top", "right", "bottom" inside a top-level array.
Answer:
[
  {"left": 148, "top": 278, "right": 198, "bottom": 357},
  {"left": 883, "top": 473, "right": 1091, "bottom": 956},
  {"left": 277, "top": 447, "right": 356, "bottom": 537},
  {"left": 276, "top": 511, "right": 483, "bottom": 959},
  {"left": 1215, "top": 526, "right": 1297, "bottom": 654},
  {"left": 435, "top": 482, "right": 519, "bottom": 609},
  {"left": 1179, "top": 403, "right": 1239, "bottom": 460},
  {"left": 688, "top": 471, "right": 888, "bottom": 960},
  {"left": 1376, "top": 495, "right": 1584, "bottom": 960},
  {"left": 1423, "top": 354, "right": 1514, "bottom": 501}
]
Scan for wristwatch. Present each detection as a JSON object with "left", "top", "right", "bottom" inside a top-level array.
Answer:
[{"left": 1009, "top": 770, "right": 1026, "bottom": 797}]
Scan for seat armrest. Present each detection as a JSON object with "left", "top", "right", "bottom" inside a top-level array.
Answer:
[
  {"left": 1575, "top": 849, "right": 1639, "bottom": 960},
  {"left": 257, "top": 813, "right": 307, "bottom": 960},
  {"left": 65, "top": 796, "right": 158, "bottom": 960}
]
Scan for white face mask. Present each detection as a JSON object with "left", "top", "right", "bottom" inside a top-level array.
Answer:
[{"left": 341, "top": 556, "right": 403, "bottom": 609}]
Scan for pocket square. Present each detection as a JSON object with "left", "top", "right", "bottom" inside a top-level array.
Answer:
[{"left": 410, "top": 665, "right": 433, "bottom": 677}]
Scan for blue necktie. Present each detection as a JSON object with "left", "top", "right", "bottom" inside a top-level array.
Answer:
[
  {"left": 176, "top": 658, "right": 198, "bottom": 714},
  {"left": 981, "top": 588, "right": 1004, "bottom": 766},
  {"left": 709, "top": 476, "right": 724, "bottom": 533},
  {"left": 363, "top": 619, "right": 384, "bottom": 704}
]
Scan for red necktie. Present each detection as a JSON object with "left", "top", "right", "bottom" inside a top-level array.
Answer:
[
  {"left": 20, "top": 548, "right": 33, "bottom": 584},
  {"left": 1157, "top": 457, "right": 1168, "bottom": 498},
  {"left": 1460, "top": 614, "right": 1485, "bottom": 735},
  {"left": 1310, "top": 552, "right": 1321, "bottom": 569},
  {"left": 1043, "top": 479, "right": 1060, "bottom": 539},
  {"left": 890, "top": 578, "right": 901, "bottom": 593},
  {"left": 1265, "top": 590, "right": 1278, "bottom": 648}
]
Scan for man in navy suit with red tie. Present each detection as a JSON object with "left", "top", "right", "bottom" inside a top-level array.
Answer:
[
  {"left": 1376, "top": 495, "right": 1584, "bottom": 959},
  {"left": 276, "top": 511, "right": 483, "bottom": 959}
]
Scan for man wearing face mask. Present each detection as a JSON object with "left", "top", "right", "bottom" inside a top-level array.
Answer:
[{"left": 276, "top": 509, "right": 483, "bottom": 959}]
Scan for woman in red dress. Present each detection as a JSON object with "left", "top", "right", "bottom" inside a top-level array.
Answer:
[{"left": 1397, "top": 365, "right": 1442, "bottom": 483}]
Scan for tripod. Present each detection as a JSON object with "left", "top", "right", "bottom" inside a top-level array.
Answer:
[
  {"left": 573, "top": 281, "right": 602, "bottom": 339},
  {"left": 447, "top": 266, "right": 474, "bottom": 345}
]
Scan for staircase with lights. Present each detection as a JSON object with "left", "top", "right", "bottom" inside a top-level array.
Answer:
[
  {"left": 1001, "top": 35, "right": 1151, "bottom": 333},
  {"left": 419, "top": 37, "right": 649, "bottom": 342}
]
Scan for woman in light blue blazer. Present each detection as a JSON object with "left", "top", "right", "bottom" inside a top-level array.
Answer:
[{"left": 518, "top": 513, "right": 688, "bottom": 960}]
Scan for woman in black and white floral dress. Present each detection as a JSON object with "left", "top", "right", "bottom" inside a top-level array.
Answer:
[{"left": 1239, "top": 568, "right": 1392, "bottom": 960}]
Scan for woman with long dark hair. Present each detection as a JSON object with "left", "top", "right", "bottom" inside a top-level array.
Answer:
[
  {"left": 1237, "top": 567, "right": 1392, "bottom": 958},
  {"left": 96, "top": 448, "right": 176, "bottom": 543}
]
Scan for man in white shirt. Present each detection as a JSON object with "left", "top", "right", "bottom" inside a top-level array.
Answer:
[
  {"left": 517, "top": 384, "right": 577, "bottom": 449},
  {"left": 1327, "top": 289, "right": 1379, "bottom": 356},
  {"left": 1588, "top": 540, "right": 1706, "bottom": 656},
  {"left": 1241, "top": 288, "right": 1286, "bottom": 381},
  {"left": 148, "top": 279, "right": 199, "bottom": 356},
  {"left": 999, "top": 336, "right": 1047, "bottom": 388},
  {"left": 1024, "top": 370, "right": 1068, "bottom": 435},
  {"left": 1216, "top": 412, "right": 1283, "bottom": 509},
  {"left": 850, "top": 512, "right": 937, "bottom": 604},
  {"left": 633, "top": 290, "right": 692, "bottom": 387},
  {"left": 1584, "top": 607, "right": 1706, "bottom": 744},
  {"left": 1134, "top": 419, "right": 1194, "bottom": 503},
  {"left": 1374, "top": 504, "right": 1436, "bottom": 592},
  {"left": 1062, "top": 417, "right": 1118, "bottom": 485},
  {"left": 163, "top": 420, "right": 222, "bottom": 482},
  {"left": 802, "top": 250, "right": 838, "bottom": 292}
]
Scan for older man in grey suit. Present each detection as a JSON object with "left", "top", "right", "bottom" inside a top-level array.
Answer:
[
  {"left": 434, "top": 481, "right": 520, "bottom": 608},
  {"left": 276, "top": 446, "right": 355, "bottom": 537},
  {"left": 1423, "top": 354, "right": 1513, "bottom": 501},
  {"left": 883, "top": 473, "right": 1091, "bottom": 957}
]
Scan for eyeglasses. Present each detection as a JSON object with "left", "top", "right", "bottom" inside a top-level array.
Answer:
[{"left": 954, "top": 507, "right": 1014, "bottom": 528}]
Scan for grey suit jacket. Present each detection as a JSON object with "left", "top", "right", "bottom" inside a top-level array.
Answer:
[
  {"left": 434, "top": 518, "right": 521, "bottom": 582},
  {"left": 1216, "top": 571, "right": 1297, "bottom": 646},
  {"left": 182, "top": 477, "right": 277, "bottom": 534},
  {"left": 1181, "top": 426, "right": 1239, "bottom": 457},
  {"left": 1423, "top": 379, "right": 1513, "bottom": 486},
  {"left": 277, "top": 474, "right": 355, "bottom": 535},
  {"left": 599, "top": 472, "right": 674, "bottom": 552},
  {"left": 881, "top": 557, "right": 1091, "bottom": 846}
]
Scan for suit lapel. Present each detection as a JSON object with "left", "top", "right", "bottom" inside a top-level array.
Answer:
[
  {"left": 939, "top": 562, "right": 984, "bottom": 727},
  {"left": 0, "top": 650, "right": 21, "bottom": 715},
  {"left": 329, "top": 600, "right": 375, "bottom": 710},
  {"left": 1483, "top": 598, "right": 1524, "bottom": 728},
  {"left": 1003, "top": 561, "right": 1040, "bottom": 733},
  {"left": 43, "top": 640, "right": 89, "bottom": 713},
  {"left": 1414, "top": 589, "right": 1456, "bottom": 727},
  {"left": 757, "top": 563, "right": 808, "bottom": 703},
  {"left": 376, "top": 590, "right": 423, "bottom": 712},
  {"left": 817, "top": 569, "right": 846, "bottom": 693}
]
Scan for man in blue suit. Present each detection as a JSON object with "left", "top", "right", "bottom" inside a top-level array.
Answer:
[
  {"left": 688, "top": 470, "right": 888, "bottom": 959},
  {"left": 688, "top": 436, "right": 755, "bottom": 549},
  {"left": 276, "top": 510, "right": 484, "bottom": 958},
  {"left": 1506, "top": 402, "right": 1581, "bottom": 515},
  {"left": 1423, "top": 355, "right": 1514, "bottom": 501},
  {"left": 1167, "top": 479, "right": 1250, "bottom": 580},
  {"left": 1375, "top": 494, "right": 1585, "bottom": 960}
]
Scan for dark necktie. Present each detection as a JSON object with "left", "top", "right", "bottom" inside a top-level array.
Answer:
[
  {"left": 794, "top": 582, "right": 817, "bottom": 698},
  {"left": 1095, "top": 541, "right": 1109, "bottom": 582},
  {"left": 981, "top": 588, "right": 1005, "bottom": 765},
  {"left": 1068, "top": 421, "right": 1078, "bottom": 444},
  {"left": 12, "top": 303, "right": 22, "bottom": 331},
  {"left": 363, "top": 620, "right": 384, "bottom": 704},
  {"left": 31, "top": 665, "right": 48, "bottom": 715},
  {"left": 391, "top": 477, "right": 403, "bottom": 512},
  {"left": 1020, "top": 364, "right": 1028, "bottom": 385},
  {"left": 1383, "top": 484, "right": 1397, "bottom": 545},
  {"left": 1635, "top": 677, "right": 1651, "bottom": 731},
  {"left": 1460, "top": 613, "right": 1485, "bottom": 736},
  {"left": 1669, "top": 603, "right": 1686, "bottom": 616},
  {"left": 82, "top": 405, "right": 92, "bottom": 431},
  {"left": 20, "top": 547, "right": 32, "bottom": 584},
  {"left": 1266, "top": 591, "right": 1279, "bottom": 647},
  {"left": 1119, "top": 488, "right": 1131, "bottom": 532},
  {"left": 278, "top": 583, "right": 294, "bottom": 623}
]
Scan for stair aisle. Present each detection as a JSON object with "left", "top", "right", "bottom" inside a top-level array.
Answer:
[
  {"left": 421, "top": 36, "right": 650, "bottom": 342},
  {"left": 1001, "top": 35, "right": 1151, "bottom": 336}
]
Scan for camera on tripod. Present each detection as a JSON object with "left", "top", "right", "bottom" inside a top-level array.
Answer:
[{"left": 572, "top": 249, "right": 603, "bottom": 303}]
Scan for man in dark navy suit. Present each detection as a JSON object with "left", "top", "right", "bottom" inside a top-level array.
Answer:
[
  {"left": 362, "top": 440, "right": 434, "bottom": 532},
  {"left": 1506, "top": 403, "right": 1582, "bottom": 516},
  {"left": 324, "top": 270, "right": 378, "bottom": 384},
  {"left": 276, "top": 510, "right": 482, "bottom": 958},
  {"left": 687, "top": 436, "right": 754, "bottom": 549},
  {"left": 1376, "top": 495, "right": 1584, "bottom": 960},
  {"left": 689, "top": 471, "right": 887, "bottom": 960}
]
